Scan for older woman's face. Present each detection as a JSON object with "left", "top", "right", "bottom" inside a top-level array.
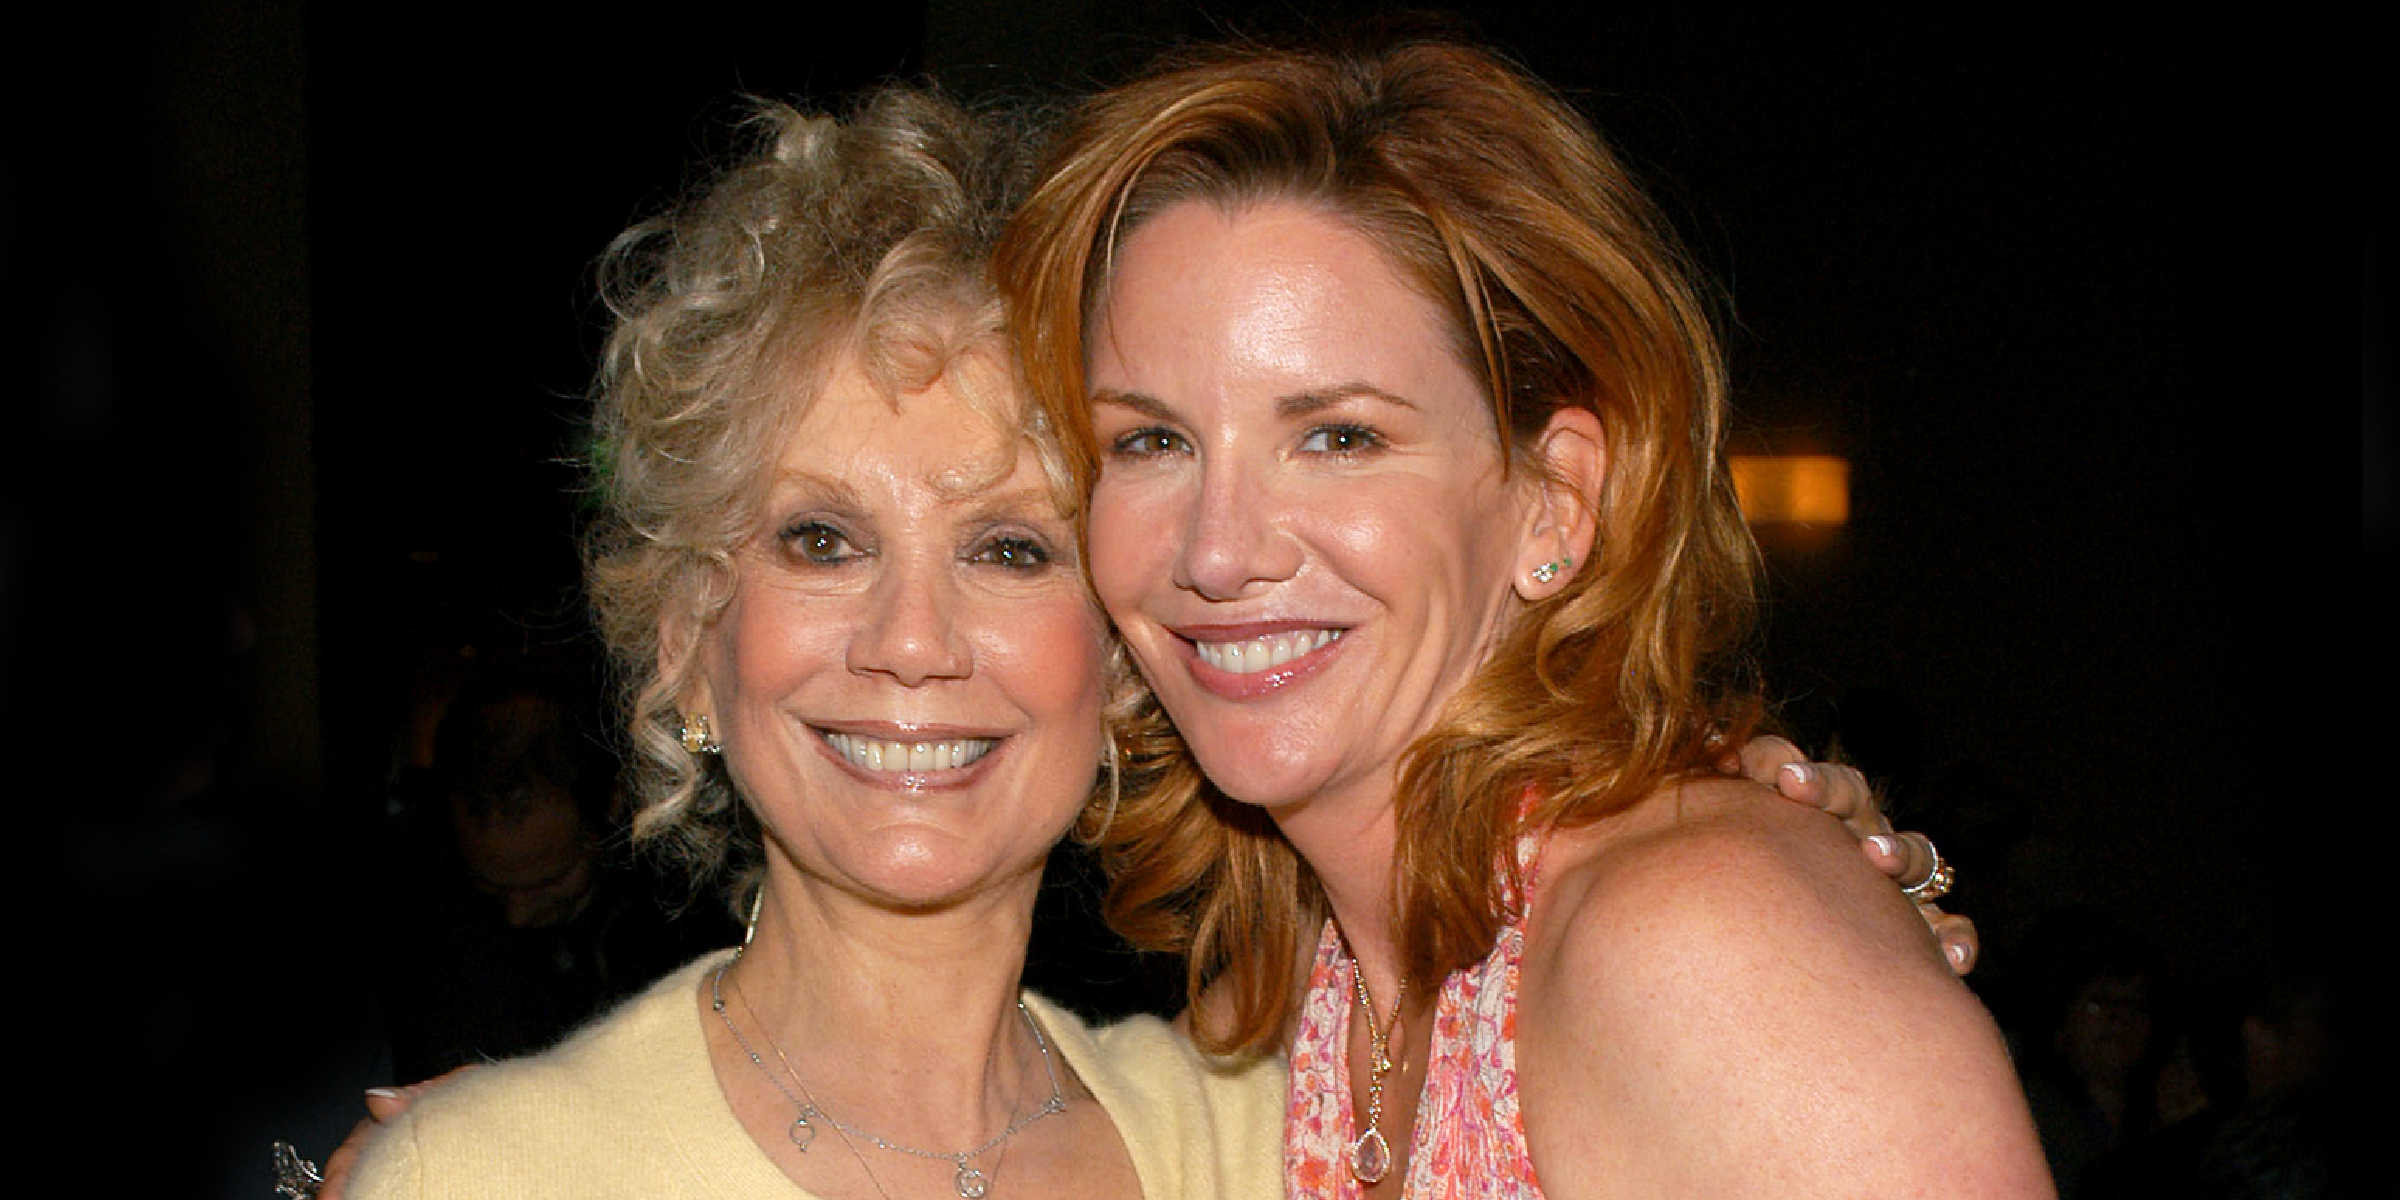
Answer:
[
  {"left": 1086, "top": 201, "right": 1541, "bottom": 823},
  {"left": 689, "top": 354, "right": 1108, "bottom": 910}
]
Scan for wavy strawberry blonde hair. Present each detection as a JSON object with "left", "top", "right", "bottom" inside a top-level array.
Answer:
[{"left": 997, "top": 37, "right": 1764, "bottom": 1053}]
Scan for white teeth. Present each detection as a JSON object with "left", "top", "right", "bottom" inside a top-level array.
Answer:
[
  {"left": 822, "top": 733, "right": 998, "bottom": 773},
  {"left": 1193, "top": 629, "right": 1342, "bottom": 675}
]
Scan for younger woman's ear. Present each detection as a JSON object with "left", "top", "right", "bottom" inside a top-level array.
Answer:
[{"left": 1513, "top": 406, "right": 1606, "bottom": 602}]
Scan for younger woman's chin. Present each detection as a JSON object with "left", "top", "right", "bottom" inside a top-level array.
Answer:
[{"left": 1183, "top": 756, "right": 1342, "bottom": 819}]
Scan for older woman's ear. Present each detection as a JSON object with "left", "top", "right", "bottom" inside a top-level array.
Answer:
[
  {"left": 657, "top": 601, "right": 716, "bottom": 722},
  {"left": 1513, "top": 406, "right": 1606, "bottom": 601}
]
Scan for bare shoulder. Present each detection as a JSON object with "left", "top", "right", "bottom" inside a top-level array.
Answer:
[
  {"left": 1529, "top": 775, "right": 1936, "bottom": 990},
  {"left": 1519, "top": 777, "right": 1951, "bottom": 1082},
  {"left": 1515, "top": 778, "right": 2052, "bottom": 1200}
]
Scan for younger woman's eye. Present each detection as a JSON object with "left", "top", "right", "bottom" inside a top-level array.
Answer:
[
  {"left": 1108, "top": 427, "right": 1189, "bottom": 458},
  {"left": 1299, "top": 424, "right": 1384, "bottom": 455},
  {"left": 780, "top": 521, "right": 862, "bottom": 564},
  {"left": 970, "top": 535, "right": 1054, "bottom": 572}
]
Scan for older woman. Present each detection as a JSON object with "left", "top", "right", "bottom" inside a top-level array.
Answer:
[
  {"left": 999, "top": 37, "right": 2049, "bottom": 1199},
  {"left": 344, "top": 88, "right": 1283, "bottom": 1200}
]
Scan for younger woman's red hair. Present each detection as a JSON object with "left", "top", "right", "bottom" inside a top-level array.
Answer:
[{"left": 998, "top": 35, "right": 1763, "bottom": 1053}]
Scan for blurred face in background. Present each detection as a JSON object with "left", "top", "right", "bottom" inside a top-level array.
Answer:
[{"left": 451, "top": 775, "right": 599, "bottom": 929}]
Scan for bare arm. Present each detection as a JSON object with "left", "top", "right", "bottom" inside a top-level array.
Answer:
[{"left": 1517, "top": 780, "right": 2049, "bottom": 1200}]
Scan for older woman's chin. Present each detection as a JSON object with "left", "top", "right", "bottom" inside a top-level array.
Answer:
[{"left": 765, "top": 819, "right": 1072, "bottom": 910}]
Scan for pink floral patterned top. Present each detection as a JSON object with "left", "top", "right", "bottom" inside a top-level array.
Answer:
[{"left": 1284, "top": 840, "right": 1546, "bottom": 1199}]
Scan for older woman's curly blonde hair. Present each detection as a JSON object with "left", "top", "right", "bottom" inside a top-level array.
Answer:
[{"left": 583, "top": 86, "right": 1060, "bottom": 904}]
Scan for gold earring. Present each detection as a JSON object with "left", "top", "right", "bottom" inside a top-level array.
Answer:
[{"left": 680, "top": 713, "right": 721, "bottom": 755}]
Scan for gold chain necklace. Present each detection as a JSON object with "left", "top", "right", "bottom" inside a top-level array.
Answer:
[{"left": 1347, "top": 957, "right": 1407, "bottom": 1184}]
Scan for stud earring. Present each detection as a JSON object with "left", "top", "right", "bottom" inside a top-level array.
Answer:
[
  {"left": 680, "top": 713, "right": 722, "bottom": 755},
  {"left": 1531, "top": 554, "right": 1574, "bottom": 585}
]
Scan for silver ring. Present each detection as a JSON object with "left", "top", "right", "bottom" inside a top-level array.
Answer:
[
  {"left": 272, "top": 1141, "right": 324, "bottom": 1199},
  {"left": 1902, "top": 840, "right": 1954, "bottom": 903}
]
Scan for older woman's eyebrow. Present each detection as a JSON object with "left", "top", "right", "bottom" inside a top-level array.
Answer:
[
  {"left": 960, "top": 483, "right": 1067, "bottom": 519},
  {"left": 768, "top": 472, "right": 867, "bottom": 510},
  {"left": 778, "top": 464, "right": 1061, "bottom": 519}
]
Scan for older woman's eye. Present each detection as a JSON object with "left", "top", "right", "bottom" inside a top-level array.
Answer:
[
  {"left": 1108, "top": 427, "right": 1189, "bottom": 458},
  {"left": 780, "top": 521, "right": 861, "bottom": 564},
  {"left": 1299, "top": 424, "right": 1385, "bottom": 455},
  {"left": 970, "top": 535, "right": 1054, "bottom": 572}
]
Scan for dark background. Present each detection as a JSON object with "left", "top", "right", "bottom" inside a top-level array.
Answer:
[{"left": 5, "top": 3, "right": 2372, "bottom": 1194}]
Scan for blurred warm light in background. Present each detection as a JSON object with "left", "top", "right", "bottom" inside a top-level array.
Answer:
[{"left": 1731, "top": 455, "right": 1849, "bottom": 525}]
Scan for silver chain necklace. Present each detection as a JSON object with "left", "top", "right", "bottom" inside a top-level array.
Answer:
[{"left": 710, "top": 958, "right": 1067, "bottom": 1199}]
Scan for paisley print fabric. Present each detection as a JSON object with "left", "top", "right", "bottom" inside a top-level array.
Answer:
[{"left": 1284, "top": 839, "right": 1545, "bottom": 1199}]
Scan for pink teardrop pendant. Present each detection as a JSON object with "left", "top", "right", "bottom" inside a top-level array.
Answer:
[{"left": 1349, "top": 1126, "right": 1392, "bottom": 1184}]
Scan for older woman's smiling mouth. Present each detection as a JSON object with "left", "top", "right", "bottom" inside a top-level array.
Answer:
[{"left": 816, "top": 729, "right": 1002, "bottom": 773}]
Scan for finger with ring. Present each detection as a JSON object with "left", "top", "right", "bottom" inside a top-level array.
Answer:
[{"left": 1902, "top": 839, "right": 1954, "bottom": 903}]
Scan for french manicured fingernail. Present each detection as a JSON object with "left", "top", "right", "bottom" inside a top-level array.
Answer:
[
  {"left": 1948, "top": 942, "right": 1971, "bottom": 969},
  {"left": 1780, "top": 761, "right": 1815, "bottom": 786},
  {"left": 367, "top": 1088, "right": 402, "bottom": 1100},
  {"left": 1867, "top": 835, "right": 1898, "bottom": 858}
]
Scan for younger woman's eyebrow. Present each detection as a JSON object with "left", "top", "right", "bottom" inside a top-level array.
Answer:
[
  {"left": 1088, "top": 388, "right": 1174, "bottom": 421},
  {"left": 1276, "top": 382, "right": 1418, "bottom": 420},
  {"left": 1092, "top": 383, "right": 1417, "bottom": 422}
]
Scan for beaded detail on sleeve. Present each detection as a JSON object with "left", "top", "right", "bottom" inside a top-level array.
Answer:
[{"left": 1283, "top": 838, "right": 1546, "bottom": 1199}]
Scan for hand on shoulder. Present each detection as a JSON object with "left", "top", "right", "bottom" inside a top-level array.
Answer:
[
  {"left": 1515, "top": 778, "right": 2052, "bottom": 1200},
  {"left": 318, "top": 1067, "right": 477, "bottom": 1200}
]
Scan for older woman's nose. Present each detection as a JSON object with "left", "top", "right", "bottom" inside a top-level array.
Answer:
[
  {"left": 848, "top": 565, "right": 973, "bottom": 684},
  {"left": 1174, "top": 461, "right": 1301, "bottom": 601}
]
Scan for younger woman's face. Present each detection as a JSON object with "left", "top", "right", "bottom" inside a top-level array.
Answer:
[{"left": 1085, "top": 200, "right": 1543, "bottom": 824}]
